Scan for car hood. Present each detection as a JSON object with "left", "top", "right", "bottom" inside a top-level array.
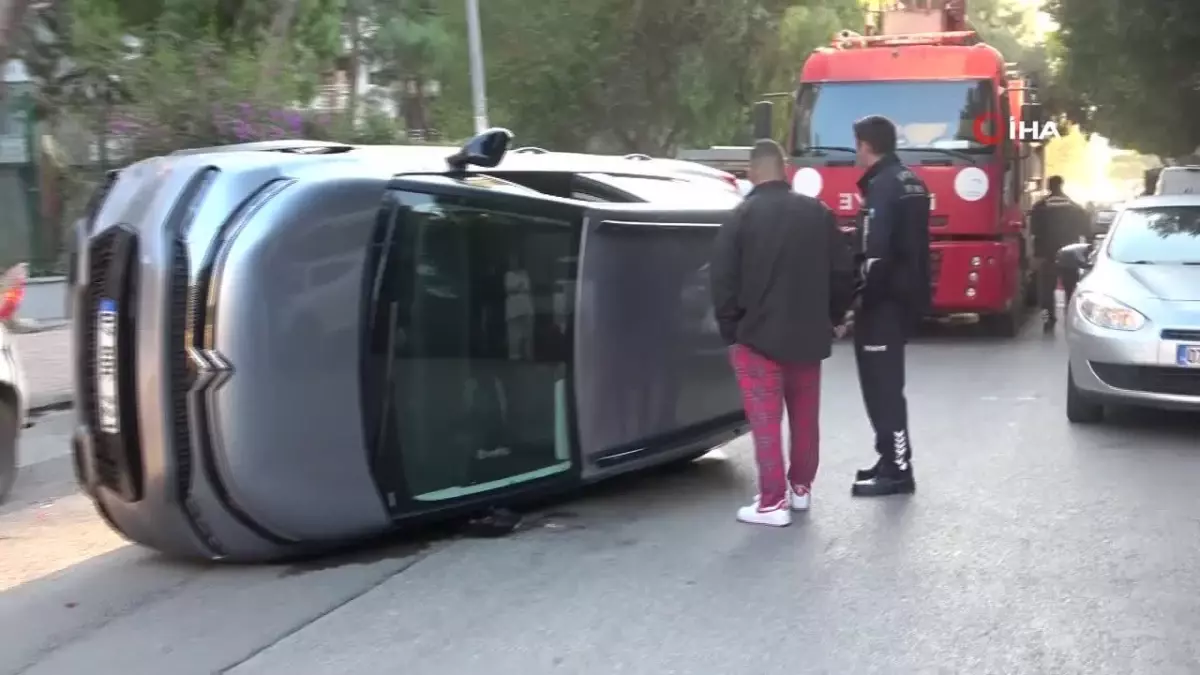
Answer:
[{"left": 1123, "top": 265, "right": 1200, "bottom": 301}]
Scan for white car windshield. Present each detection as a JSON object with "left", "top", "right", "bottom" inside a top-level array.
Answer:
[{"left": 1107, "top": 206, "right": 1200, "bottom": 264}]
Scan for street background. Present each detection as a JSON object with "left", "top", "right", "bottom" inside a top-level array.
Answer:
[
  {"left": 3, "top": 323, "right": 1199, "bottom": 675},
  {"left": 17, "top": 326, "right": 71, "bottom": 412}
]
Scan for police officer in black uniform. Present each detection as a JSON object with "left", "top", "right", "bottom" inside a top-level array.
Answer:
[
  {"left": 1030, "top": 176, "right": 1090, "bottom": 331},
  {"left": 844, "top": 116, "right": 931, "bottom": 497}
]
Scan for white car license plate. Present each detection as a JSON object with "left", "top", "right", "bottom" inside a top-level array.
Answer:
[
  {"left": 96, "top": 299, "right": 119, "bottom": 434},
  {"left": 1178, "top": 344, "right": 1200, "bottom": 368}
]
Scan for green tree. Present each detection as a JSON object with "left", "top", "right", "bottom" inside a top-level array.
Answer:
[
  {"left": 432, "top": 0, "right": 854, "bottom": 154},
  {"left": 1047, "top": 0, "right": 1200, "bottom": 157},
  {"left": 360, "top": 0, "right": 452, "bottom": 138}
]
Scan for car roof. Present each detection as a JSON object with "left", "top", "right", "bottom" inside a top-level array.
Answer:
[{"left": 1121, "top": 194, "right": 1200, "bottom": 209}]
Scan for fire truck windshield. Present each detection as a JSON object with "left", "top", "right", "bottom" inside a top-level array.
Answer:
[{"left": 793, "top": 79, "right": 997, "bottom": 157}]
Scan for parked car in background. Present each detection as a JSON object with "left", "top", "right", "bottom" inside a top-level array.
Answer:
[
  {"left": 1153, "top": 166, "right": 1200, "bottom": 196},
  {"left": 0, "top": 263, "right": 30, "bottom": 504},
  {"left": 1061, "top": 195, "right": 1200, "bottom": 423},
  {"left": 1089, "top": 201, "right": 1120, "bottom": 236}
]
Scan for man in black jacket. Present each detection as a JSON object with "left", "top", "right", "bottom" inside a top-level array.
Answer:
[
  {"left": 1030, "top": 175, "right": 1091, "bottom": 331},
  {"left": 710, "top": 139, "right": 855, "bottom": 527},
  {"left": 845, "top": 116, "right": 931, "bottom": 498}
]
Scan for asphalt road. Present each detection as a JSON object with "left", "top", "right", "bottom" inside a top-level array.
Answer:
[{"left": 2, "top": 321, "right": 1199, "bottom": 675}]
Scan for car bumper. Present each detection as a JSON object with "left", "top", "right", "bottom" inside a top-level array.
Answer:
[{"left": 1067, "top": 310, "right": 1200, "bottom": 410}]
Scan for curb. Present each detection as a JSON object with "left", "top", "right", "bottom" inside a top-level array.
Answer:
[{"left": 9, "top": 318, "right": 70, "bottom": 334}]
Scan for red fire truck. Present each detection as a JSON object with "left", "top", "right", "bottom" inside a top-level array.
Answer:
[{"left": 753, "top": 0, "right": 1047, "bottom": 335}]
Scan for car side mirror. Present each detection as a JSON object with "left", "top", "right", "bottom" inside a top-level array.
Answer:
[
  {"left": 753, "top": 101, "right": 773, "bottom": 140},
  {"left": 446, "top": 128, "right": 514, "bottom": 171},
  {"left": 1020, "top": 102, "right": 1045, "bottom": 127}
]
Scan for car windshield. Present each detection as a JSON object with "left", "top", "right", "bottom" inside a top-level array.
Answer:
[
  {"left": 582, "top": 174, "right": 742, "bottom": 207},
  {"left": 1107, "top": 206, "right": 1200, "bottom": 263},
  {"left": 793, "top": 80, "right": 997, "bottom": 155}
]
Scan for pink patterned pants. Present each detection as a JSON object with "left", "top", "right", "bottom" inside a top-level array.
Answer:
[{"left": 729, "top": 344, "right": 821, "bottom": 506}]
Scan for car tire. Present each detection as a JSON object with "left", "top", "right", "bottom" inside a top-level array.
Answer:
[
  {"left": 1066, "top": 365, "right": 1104, "bottom": 424},
  {"left": 0, "top": 402, "right": 18, "bottom": 504}
]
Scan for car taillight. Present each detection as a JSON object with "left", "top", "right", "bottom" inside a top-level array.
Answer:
[
  {"left": 719, "top": 173, "right": 739, "bottom": 191},
  {"left": 0, "top": 263, "right": 28, "bottom": 322}
]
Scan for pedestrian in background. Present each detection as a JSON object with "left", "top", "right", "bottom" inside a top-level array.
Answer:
[
  {"left": 1030, "top": 175, "right": 1090, "bottom": 332},
  {"left": 844, "top": 115, "right": 931, "bottom": 498},
  {"left": 710, "top": 139, "right": 855, "bottom": 526}
]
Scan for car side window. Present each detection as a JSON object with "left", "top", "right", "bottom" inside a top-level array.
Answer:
[{"left": 365, "top": 189, "right": 581, "bottom": 504}]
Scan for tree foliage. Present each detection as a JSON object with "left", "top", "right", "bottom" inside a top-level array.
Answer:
[
  {"left": 16, "top": 0, "right": 1044, "bottom": 158},
  {"left": 1047, "top": 0, "right": 1200, "bottom": 157}
]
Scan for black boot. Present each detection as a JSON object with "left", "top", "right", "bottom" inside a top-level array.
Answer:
[
  {"left": 851, "top": 464, "right": 915, "bottom": 497},
  {"left": 855, "top": 457, "right": 884, "bottom": 482}
]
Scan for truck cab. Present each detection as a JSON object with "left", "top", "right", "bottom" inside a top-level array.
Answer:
[{"left": 751, "top": 2, "right": 1046, "bottom": 335}]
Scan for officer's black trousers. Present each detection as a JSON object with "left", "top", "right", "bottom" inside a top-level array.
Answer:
[
  {"left": 853, "top": 302, "right": 912, "bottom": 473},
  {"left": 1037, "top": 262, "right": 1079, "bottom": 319}
]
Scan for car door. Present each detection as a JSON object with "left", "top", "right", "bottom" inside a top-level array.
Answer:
[{"left": 363, "top": 178, "right": 741, "bottom": 514}]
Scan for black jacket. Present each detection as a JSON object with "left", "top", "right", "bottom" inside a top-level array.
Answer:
[
  {"left": 710, "top": 180, "right": 855, "bottom": 363},
  {"left": 1030, "top": 192, "right": 1090, "bottom": 258},
  {"left": 855, "top": 154, "right": 932, "bottom": 318}
]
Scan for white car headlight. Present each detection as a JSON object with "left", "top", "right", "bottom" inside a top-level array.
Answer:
[{"left": 1077, "top": 291, "right": 1147, "bottom": 331}]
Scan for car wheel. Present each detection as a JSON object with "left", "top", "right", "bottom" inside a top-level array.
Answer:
[
  {"left": 1066, "top": 365, "right": 1104, "bottom": 424},
  {"left": 0, "top": 402, "right": 18, "bottom": 504}
]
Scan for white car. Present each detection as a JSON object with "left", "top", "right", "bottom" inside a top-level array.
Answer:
[
  {"left": 1061, "top": 195, "right": 1200, "bottom": 422},
  {"left": 1154, "top": 166, "right": 1200, "bottom": 195},
  {"left": 0, "top": 263, "right": 30, "bottom": 503}
]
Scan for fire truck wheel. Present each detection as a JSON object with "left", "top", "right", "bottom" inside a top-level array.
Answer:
[{"left": 1066, "top": 365, "right": 1104, "bottom": 424}]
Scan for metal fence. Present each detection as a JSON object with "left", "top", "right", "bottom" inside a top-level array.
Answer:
[
  {"left": 0, "top": 84, "right": 115, "bottom": 277},
  {"left": 0, "top": 82, "right": 48, "bottom": 275}
]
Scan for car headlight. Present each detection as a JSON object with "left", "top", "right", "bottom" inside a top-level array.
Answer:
[{"left": 1076, "top": 291, "right": 1147, "bottom": 331}]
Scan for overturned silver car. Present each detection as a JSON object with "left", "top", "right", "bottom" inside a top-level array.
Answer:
[{"left": 70, "top": 131, "right": 746, "bottom": 561}]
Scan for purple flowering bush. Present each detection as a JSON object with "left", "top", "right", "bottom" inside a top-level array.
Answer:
[{"left": 100, "top": 38, "right": 405, "bottom": 160}]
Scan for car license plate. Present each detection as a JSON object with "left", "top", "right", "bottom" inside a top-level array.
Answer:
[
  {"left": 96, "top": 299, "right": 119, "bottom": 434},
  {"left": 1177, "top": 344, "right": 1200, "bottom": 368}
]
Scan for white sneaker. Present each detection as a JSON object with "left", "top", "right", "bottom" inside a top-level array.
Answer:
[
  {"left": 790, "top": 487, "right": 811, "bottom": 511},
  {"left": 754, "top": 486, "right": 811, "bottom": 511},
  {"left": 736, "top": 497, "right": 792, "bottom": 527}
]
